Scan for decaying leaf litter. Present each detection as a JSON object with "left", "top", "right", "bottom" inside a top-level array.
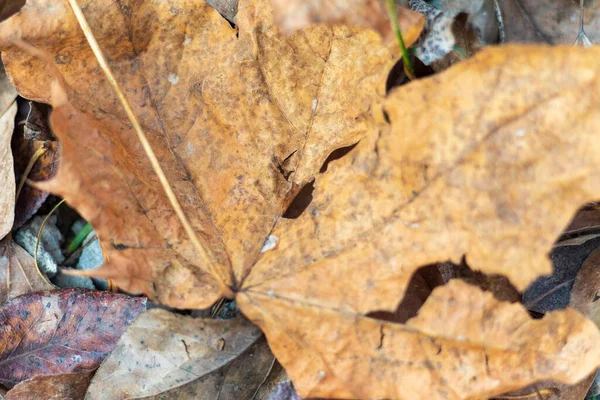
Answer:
[{"left": 1, "top": 0, "right": 600, "bottom": 399}]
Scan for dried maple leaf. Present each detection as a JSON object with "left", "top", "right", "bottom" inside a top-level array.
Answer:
[
  {"left": 0, "top": 239, "right": 55, "bottom": 305},
  {"left": 2, "top": 0, "right": 600, "bottom": 398},
  {"left": 85, "top": 309, "right": 262, "bottom": 399},
  {"left": 0, "top": 0, "right": 422, "bottom": 308},
  {"left": 0, "top": 289, "right": 146, "bottom": 389}
]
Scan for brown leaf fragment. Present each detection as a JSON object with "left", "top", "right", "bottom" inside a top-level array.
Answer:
[
  {"left": 4, "top": 372, "right": 92, "bottom": 400},
  {"left": 0, "top": 289, "right": 146, "bottom": 389},
  {"left": 11, "top": 101, "right": 59, "bottom": 229},
  {"left": 0, "top": 0, "right": 423, "bottom": 308},
  {"left": 0, "top": 238, "right": 54, "bottom": 305},
  {"left": 571, "top": 247, "right": 600, "bottom": 327},
  {"left": 270, "top": 0, "right": 425, "bottom": 44},
  {"left": 137, "top": 336, "right": 275, "bottom": 400},
  {"left": 85, "top": 309, "right": 262, "bottom": 399},
  {"left": 0, "top": 1, "right": 24, "bottom": 23},
  {"left": 239, "top": 280, "right": 600, "bottom": 399}
]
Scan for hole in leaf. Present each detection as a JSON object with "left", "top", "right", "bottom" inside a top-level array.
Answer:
[
  {"left": 385, "top": 56, "right": 434, "bottom": 94},
  {"left": 320, "top": 143, "right": 358, "bottom": 173},
  {"left": 368, "top": 259, "right": 520, "bottom": 324},
  {"left": 282, "top": 180, "right": 314, "bottom": 219}
]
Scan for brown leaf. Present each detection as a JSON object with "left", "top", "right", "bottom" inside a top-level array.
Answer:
[
  {"left": 4, "top": 372, "right": 92, "bottom": 400},
  {"left": 11, "top": 102, "right": 59, "bottom": 229},
  {"left": 0, "top": 63, "right": 17, "bottom": 240},
  {"left": 239, "top": 280, "right": 600, "bottom": 399},
  {"left": 137, "top": 336, "right": 275, "bottom": 400},
  {"left": 237, "top": 46, "right": 600, "bottom": 397},
  {"left": 0, "top": 0, "right": 422, "bottom": 308},
  {"left": 85, "top": 309, "right": 262, "bottom": 399},
  {"left": 0, "top": 289, "right": 146, "bottom": 389},
  {"left": 270, "top": 0, "right": 425, "bottom": 44},
  {"left": 0, "top": 238, "right": 55, "bottom": 305}
]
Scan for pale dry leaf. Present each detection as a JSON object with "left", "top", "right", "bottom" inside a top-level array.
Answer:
[
  {"left": 0, "top": 238, "right": 55, "bottom": 305},
  {"left": 495, "top": 0, "right": 597, "bottom": 44},
  {"left": 0, "top": 0, "right": 422, "bottom": 308},
  {"left": 270, "top": 0, "right": 425, "bottom": 44},
  {"left": 137, "top": 336, "right": 275, "bottom": 400},
  {"left": 0, "top": 63, "right": 17, "bottom": 240},
  {"left": 239, "top": 280, "right": 600, "bottom": 399},
  {"left": 85, "top": 309, "right": 262, "bottom": 399}
]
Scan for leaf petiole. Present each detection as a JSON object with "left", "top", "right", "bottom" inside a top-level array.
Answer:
[{"left": 386, "top": 0, "right": 415, "bottom": 80}]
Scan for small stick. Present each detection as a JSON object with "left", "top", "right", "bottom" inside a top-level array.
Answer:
[{"left": 15, "top": 144, "right": 47, "bottom": 202}]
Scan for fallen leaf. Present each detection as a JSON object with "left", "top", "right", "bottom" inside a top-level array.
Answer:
[
  {"left": 237, "top": 46, "right": 600, "bottom": 397},
  {"left": 0, "top": 289, "right": 146, "bottom": 389},
  {"left": 0, "top": 238, "right": 55, "bottom": 305},
  {"left": 0, "top": 0, "right": 422, "bottom": 308},
  {"left": 0, "top": 63, "right": 17, "bottom": 239},
  {"left": 240, "top": 280, "right": 600, "bottom": 399},
  {"left": 3, "top": 0, "right": 600, "bottom": 398},
  {"left": 4, "top": 372, "right": 92, "bottom": 400},
  {"left": 137, "top": 336, "right": 275, "bottom": 400},
  {"left": 85, "top": 309, "right": 262, "bottom": 399},
  {"left": 11, "top": 101, "right": 59, "bottom": 229},
  {"left": 270, "top": 0, "right": 425, "bottom": 44}
]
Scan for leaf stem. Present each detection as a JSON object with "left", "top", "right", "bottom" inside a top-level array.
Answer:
[{"left": 386, "top": 0, "right": 415, "bottom": 80}]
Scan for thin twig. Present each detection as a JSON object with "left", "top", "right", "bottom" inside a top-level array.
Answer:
[
  {"left": 65, "top": 0, "right": 232, "bottom": 295},
  {"left": 15, "top": 145, "right": 47, "bottom": 203}
]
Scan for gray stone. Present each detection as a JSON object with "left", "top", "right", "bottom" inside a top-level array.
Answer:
[
  {"left": 14, "top": 214, "right": 64, "bottom": 277},
  {"left": 52, "top": 268, "right": 96, "bottom": 289},
  {"left": 76, "top": 233, "right": 108, "bottom": 290}
]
